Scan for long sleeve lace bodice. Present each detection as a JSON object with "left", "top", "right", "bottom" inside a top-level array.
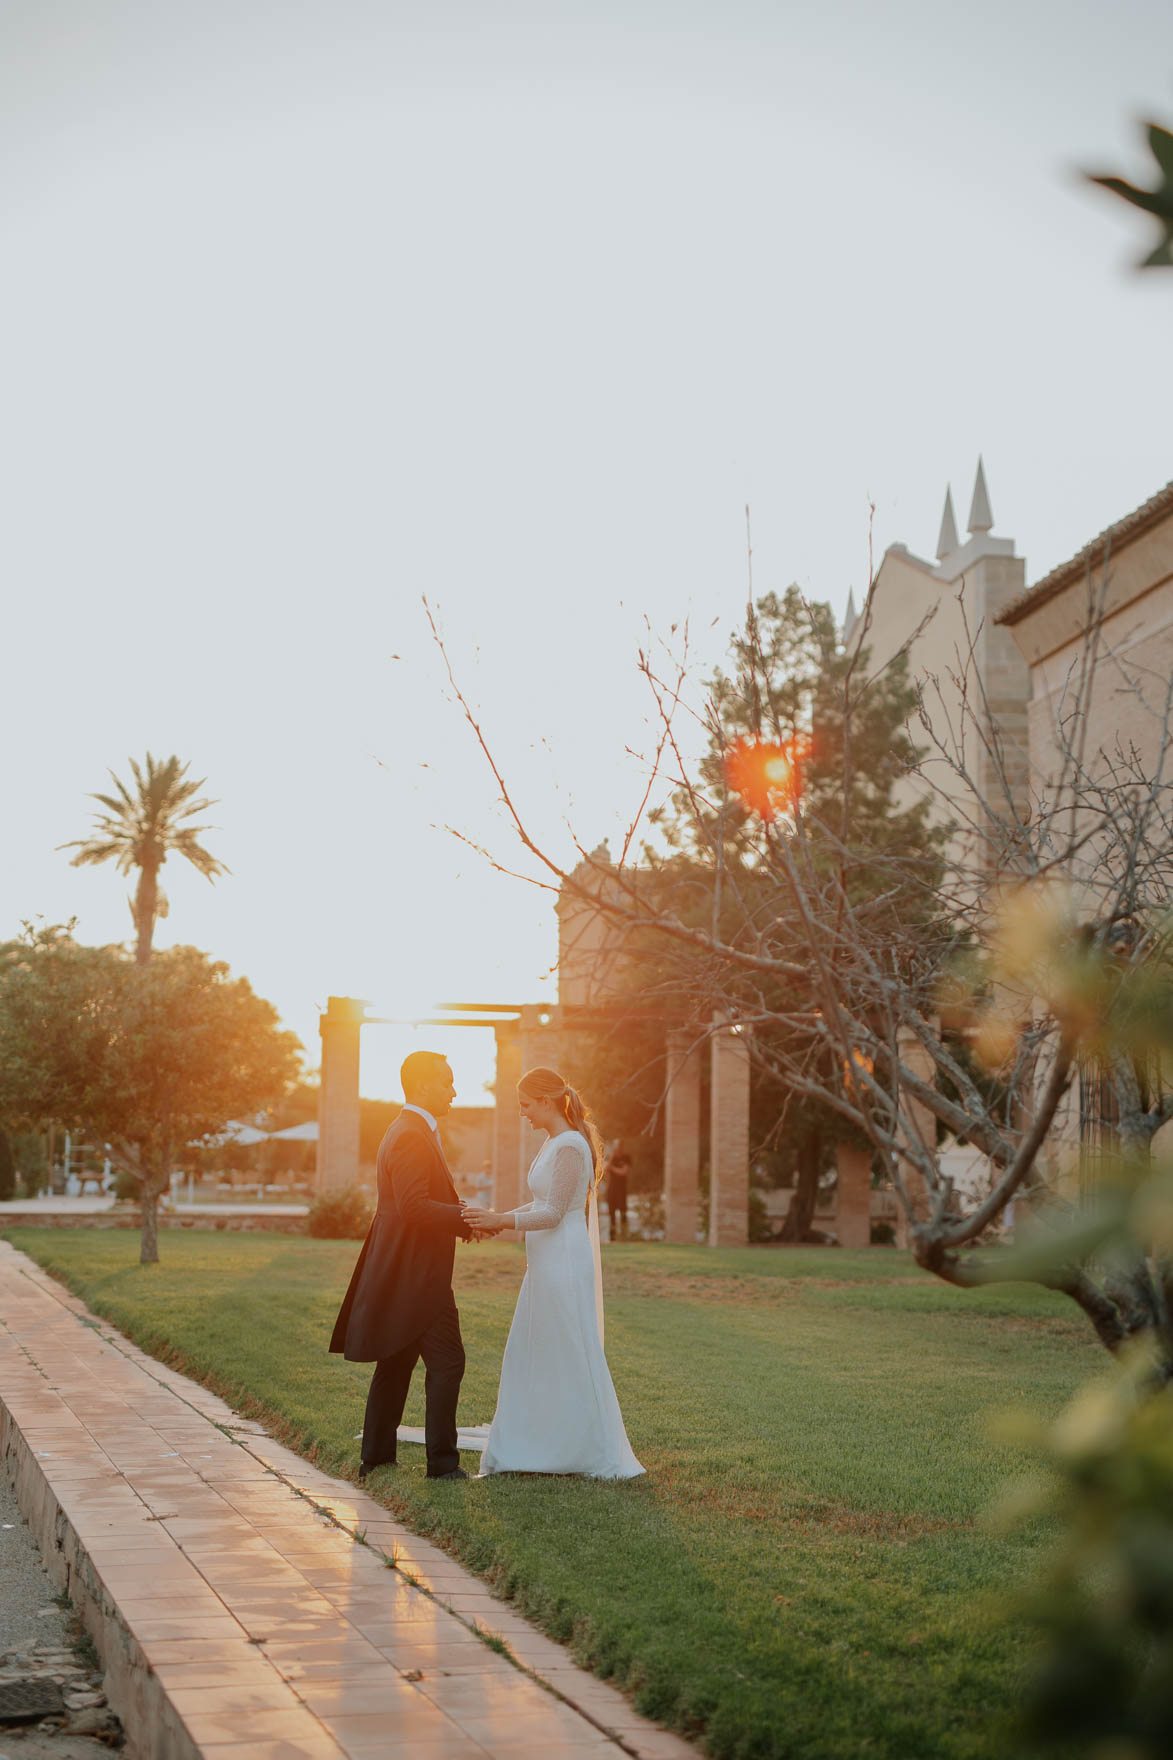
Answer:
[{"left": 510, "top": 1138, "right": 589, "bottom": 1232}]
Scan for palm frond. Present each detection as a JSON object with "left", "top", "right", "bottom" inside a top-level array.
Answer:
[
  {"left": 61, "top": 839, "right": 127, "bottom": 867},
  {"left": 108, "top": 769, "right": 137, "bottom": 811},
  {"left": 65, "top": 753, "right": 228, "bottom": 898},
  {"left": 168, "top": 830, "right": 231, "bottom": 878}
]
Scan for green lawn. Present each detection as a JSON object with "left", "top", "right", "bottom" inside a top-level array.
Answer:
[{"left": 3, "top": 1229, "right": 1097, "bottom": 1760}]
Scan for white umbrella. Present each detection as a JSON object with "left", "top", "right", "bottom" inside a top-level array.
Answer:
[
  {"left": 217, "top": 1120, "right": 271, "bottom": 1146},
  {"left": 268, "top": 1121, "right": 319, "bottom": 1142}
]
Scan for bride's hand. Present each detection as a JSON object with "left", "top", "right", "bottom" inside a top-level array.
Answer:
[{"left": 463, "top": 1205, "right": 508, "bottom": 1233}]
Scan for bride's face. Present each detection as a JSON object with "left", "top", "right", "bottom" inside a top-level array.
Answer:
[{"left": 518, "top": 1091, "right": 554, "bottom": 1133}]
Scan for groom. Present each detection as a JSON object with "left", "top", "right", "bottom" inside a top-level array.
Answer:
[{"left": 329, "top": 1051, "right": 475, "bottom": 1482}]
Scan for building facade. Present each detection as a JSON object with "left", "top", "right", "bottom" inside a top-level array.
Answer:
[
  {"left": 997, "top": 477, "right": 1173, "bottom": 1186},
  {"left": 846, "top": 459, "right": 1031, "bottom": 868}
]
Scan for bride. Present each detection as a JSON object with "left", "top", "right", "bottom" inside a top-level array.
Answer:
[{"left": 462, "top": 1067, "right": 644, "bottom": 1480}]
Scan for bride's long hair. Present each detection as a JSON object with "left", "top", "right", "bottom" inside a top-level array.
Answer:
[{"left": 518, "top": 1066, "right": 605, "bottom": 1196}]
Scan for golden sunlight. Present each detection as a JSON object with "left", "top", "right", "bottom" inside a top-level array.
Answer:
[{"left": 725, "top": 737, "right": 808, "bottom": 819}]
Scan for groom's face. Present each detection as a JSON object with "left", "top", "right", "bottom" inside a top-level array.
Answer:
[{"left": 418, "top": 1061, "right": 456, "bottom": 1118}]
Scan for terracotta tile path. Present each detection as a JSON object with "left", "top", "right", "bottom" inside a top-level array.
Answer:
[{"left": 0, "top": 1241, "right": 696, "bottom": 1760}]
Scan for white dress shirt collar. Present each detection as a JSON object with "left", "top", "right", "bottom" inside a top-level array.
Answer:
[{"left": 402, "top": 1102, "right": 439, "bottom": 1134}]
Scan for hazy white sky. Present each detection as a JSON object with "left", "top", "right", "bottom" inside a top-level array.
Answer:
[{"left": 3, "top": 0, "right": 1171, "bottom": 1103}]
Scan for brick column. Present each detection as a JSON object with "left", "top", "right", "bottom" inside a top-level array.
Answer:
[
  {"left": 834, "top": 1141, "right": 873, "bottom": 1248},
  {"left": 664, "top": 1030, "right": 702, "bottom": 1244},
  {"left": 315, "top": 997, "right": 363, "bottom": 1193},
  {"left": 895, "top": 1027, "right": 935, "bottom": 1248},
  {"left": 492, "top": 1025, "right": 523, "bottom": 1214},
  {"left": 709, "top": 1025, "right": 750, "bottom": 1247}
]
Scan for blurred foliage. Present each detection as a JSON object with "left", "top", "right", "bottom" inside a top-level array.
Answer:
[
  {"left": 305, "top": 1183, "right": 374, "bottom": 1240},
  {"left": 110, "top": 1165, "right": 140, "bottom": 1203},
  {"left": 748, "top": 1186, "right": 773, "bottom": 1243},
  {"left": 1089, "top": 120, "right": 1173, "bottom": 270},
  {"left": 995, "top": 1344, "right": 1173, "bottom": 1757},
  {"left": 10, "top": 1131, "right": 48, "bottom": 1198},
  {"left": 970, "top": 880, "right": 1173, "bottom": 1752},
  {"left": 941, "top": 886, "right": 1173, "bottom": 1082}
]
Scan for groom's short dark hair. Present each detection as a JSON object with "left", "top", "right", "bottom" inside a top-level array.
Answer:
[{"left": 401, "top": 1050, "right": 450, "bottom": 1098}]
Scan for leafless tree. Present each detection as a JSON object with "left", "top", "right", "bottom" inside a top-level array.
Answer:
[{"left": 429, "top": 568, "right": 1173, "bottom": 1365}]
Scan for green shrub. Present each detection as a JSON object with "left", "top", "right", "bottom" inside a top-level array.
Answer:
[
  {"left": 0, "top": 1129, "right": 15, "bottom": 1201},
  {"left": 111, "top": 1166, "right": 140, "bottom": 1202},
  {"left": 748, "top": 1188, "right": 774, "bottom": 1242},
  {"left": 306, "top": 1184, "right": 373, "bottom": 1240},
  {"left": 4, "top": 1130, "right": 48, "bottom": 1198}
]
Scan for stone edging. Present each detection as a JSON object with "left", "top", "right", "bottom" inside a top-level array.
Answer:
[{"left": 0, "top": 1397, "right": 196, "bottom": 1758}]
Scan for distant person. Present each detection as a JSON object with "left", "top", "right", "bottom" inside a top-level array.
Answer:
[
  {"left": 462, "top": 1067, "right": 644, "bottom": 1479},
  {"left": 329, "top": 1051, "right": 480, "bottom": 1482},
  {"left": 605, "top": 1142, "right": 631, "bottom": 1241}
]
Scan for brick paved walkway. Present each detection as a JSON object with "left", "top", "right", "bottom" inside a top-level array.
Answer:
[{"left": 0, "top": 1241, "right": 695, "bottom": 1760}]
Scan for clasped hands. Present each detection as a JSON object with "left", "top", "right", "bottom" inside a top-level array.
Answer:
[{"left": 461, "top": 1202, "right": 511, "bottom": 1240}]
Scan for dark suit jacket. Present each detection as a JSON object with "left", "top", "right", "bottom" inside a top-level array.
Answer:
[{"left": 329, "top": 1109, "right": 472, "bottom": 1362}]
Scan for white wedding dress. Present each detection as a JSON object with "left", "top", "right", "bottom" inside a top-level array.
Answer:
[{"left": 478, "top": 1130, "right": 644, "bottom": 1479}]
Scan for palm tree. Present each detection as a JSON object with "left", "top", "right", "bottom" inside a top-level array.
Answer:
[{"left": 62, "top": 754, "right": 230, "bottom": 964}]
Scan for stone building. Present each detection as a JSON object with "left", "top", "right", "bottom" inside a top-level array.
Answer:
[
  {"left": 997, "top": 477, "right": 1173, "bottom": 803},
  {"left": 846, "top": 459, "right": 1032, "bottom": 866},
  {"left": 997, "top": 477, "right": 1173, "bottom": 1185}
]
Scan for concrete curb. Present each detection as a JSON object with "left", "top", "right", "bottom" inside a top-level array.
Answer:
[{"left": 0, "top": 1396, "right": 198, "bottom": 1759}]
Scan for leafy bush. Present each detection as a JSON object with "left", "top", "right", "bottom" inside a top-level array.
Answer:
[
  {"left": 12, "top": 1132, "right": 48, "bottom": 1198},
  {"left": 111, "top": 1166, "right": 140, "bottom": 1202},
  {"left": 748, "top": 1188, "right": 774, "bottom": 1242},
  {"left": 0, "top": 1129, "right": 15, "bottom": 1201},
  {"left": 306, "top": 1184, "right": 373, "bottom": 1240}
]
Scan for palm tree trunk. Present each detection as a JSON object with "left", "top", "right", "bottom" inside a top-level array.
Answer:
[{"left": 134, "top": 861, "right": 158, "bottom": 965}]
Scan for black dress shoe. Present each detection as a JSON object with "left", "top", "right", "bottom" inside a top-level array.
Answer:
[
  {"left": 358, "top": 1460, "right": 395, "bottom": 1482},
  {"left": 428, "top": 1468, "right": 468, "bottom": 1481}
]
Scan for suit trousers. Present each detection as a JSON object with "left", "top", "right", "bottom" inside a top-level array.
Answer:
[{"left": 361, "top": 1293, "right": 466, "bottom": 1478}]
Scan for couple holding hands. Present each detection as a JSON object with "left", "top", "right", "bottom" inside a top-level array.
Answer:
[{"left": 330, "top": 1051, "right": 643, "bottom": 1482}]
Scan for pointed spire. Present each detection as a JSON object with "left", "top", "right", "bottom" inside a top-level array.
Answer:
[
  {"left": 967, "top": 456, "right": 993, "bottom": 534},
  {"left": 936, "top": 487, "right": 959, "bottom": 559},
  {"left": 843, "top": 587, "right": 858, "bottom": 640}
]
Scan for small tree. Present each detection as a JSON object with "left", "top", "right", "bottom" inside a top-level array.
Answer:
[
  {"left": 0, "top": 927, "right": 300, "bottom": 1262},
  {"left": 61, "top": 753, "right": 229, "bottom": 964}
]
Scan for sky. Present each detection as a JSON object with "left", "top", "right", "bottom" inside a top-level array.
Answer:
[{"left": 3, "top": 0, "right": 1172, "bottom": 1105}]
